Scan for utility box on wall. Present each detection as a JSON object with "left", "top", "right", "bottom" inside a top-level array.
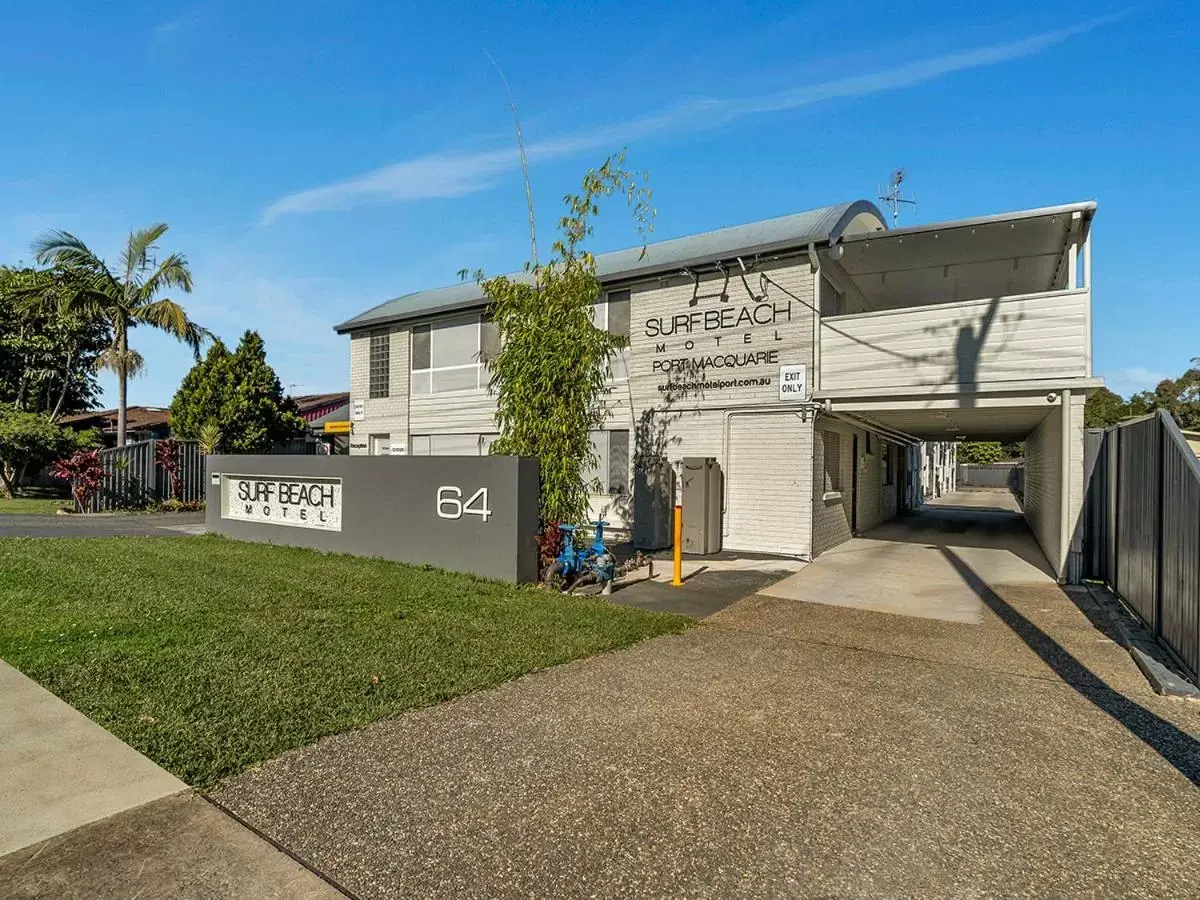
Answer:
[
  {"left": 680, "top": 457, "right": 723, "bottom": 555},
  {"left": 633, "top": 457, "right": 675, "bottom": 551}
]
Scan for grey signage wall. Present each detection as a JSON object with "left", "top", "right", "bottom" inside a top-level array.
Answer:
[{"left": 205, "top": 455, "right": 539, "bottom": 583}]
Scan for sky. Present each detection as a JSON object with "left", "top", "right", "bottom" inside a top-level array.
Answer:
[{"left": 0, "top": 0, "right": 1195, "bottom": 406}]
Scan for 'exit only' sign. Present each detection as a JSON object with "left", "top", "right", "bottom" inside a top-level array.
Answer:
[{"left": 778, "top": 364, "right": 807, "bottom": 401}]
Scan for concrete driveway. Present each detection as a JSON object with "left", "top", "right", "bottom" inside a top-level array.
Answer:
[
  {"left": 761, "top": 491, "right": 1051, "bottom": 623},
  {"left": 212, "top": 495, "right": 1200, "bottom": 899}
]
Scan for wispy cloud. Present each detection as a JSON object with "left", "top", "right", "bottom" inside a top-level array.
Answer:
[
  {"left": 1103, "top": 367, "right": 1169, "bottom": 399},
  {"left": 261, "top": 14, "right": 1122, "bottom": 224},
  {"left": 151, "top": 8, "right": 202, "bottom": 41}
]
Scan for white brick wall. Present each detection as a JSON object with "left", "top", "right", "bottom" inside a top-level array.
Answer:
[
  {"left": 1024, "top": 408, "right": 1061, "bottom": 573},
  {"left": 349, "top": 326, "right": 410, "bottom": 454},
  {"left": 811, "top": 417, "right": 900, "bottom": 556}
]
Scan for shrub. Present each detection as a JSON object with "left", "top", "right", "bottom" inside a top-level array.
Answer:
[
  {"left": 49, "top": 449, "right": 103, "bottom": 512},
  {"left": 154, "top": 438, "right": 183, "bottom": 499}
]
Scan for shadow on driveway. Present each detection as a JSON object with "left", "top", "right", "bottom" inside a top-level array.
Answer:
[{"left": 941, "top": 547, "right": 1200, "bottom": 786}]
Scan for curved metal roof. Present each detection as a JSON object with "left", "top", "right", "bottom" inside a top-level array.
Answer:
[{"left": 335, "top": 200, "right": 886, "bottom": 333}]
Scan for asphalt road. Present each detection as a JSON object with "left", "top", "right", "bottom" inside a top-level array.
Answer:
[{"left": 0, "top": 513, "right": 206, "bottom": 538}]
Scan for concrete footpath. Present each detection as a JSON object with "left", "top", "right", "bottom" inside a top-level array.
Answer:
[{"left": 0, "top": 661, "right": 343, "bottom": 898}]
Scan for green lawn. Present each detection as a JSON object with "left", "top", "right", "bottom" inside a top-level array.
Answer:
[
  {"left": 0, "top": 497, "right": 71, "bottom": 515},
  {"left": 0, "top": 536, "right": 690, "bottom": 788}
]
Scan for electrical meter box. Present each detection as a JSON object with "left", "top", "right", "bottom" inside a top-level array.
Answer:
[{"left": 680, "top": 457, "right": 723, "bottom": 555}]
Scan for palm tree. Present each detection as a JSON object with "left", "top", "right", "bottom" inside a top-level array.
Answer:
[{"left": 33, "top": 223, "right": 209, "bottom": 446}]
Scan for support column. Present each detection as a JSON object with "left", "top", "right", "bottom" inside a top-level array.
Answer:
[{"left": 1060, "top": 387, "right": 1073, "bottom": 582}]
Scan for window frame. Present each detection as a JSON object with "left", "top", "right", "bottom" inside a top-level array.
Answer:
[
  {"left": 410, "top": 315, "right": 490, "bottom": 396},
  {"left": 408, "top": 432, "right": 498, "bottom": 456},
  {"left": 368, "top": 330, "right": 391, "bottom": 399},
  {"left": 823, "top": 430, "right": 843, "bottom": 493},
  {"left": 595, "top": 289, "right": 631, "bottom": 383},
  {"left": 582, "top": 429, "right": 631, "bottom": 496}
]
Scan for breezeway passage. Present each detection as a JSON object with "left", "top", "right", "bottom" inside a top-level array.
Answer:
[{"left": 761, "top": 491, "right": 1051, "bottom": 624}]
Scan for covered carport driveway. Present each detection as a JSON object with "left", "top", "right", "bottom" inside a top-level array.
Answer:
[
  {"left": 819, "top": 381, "right": 1095, "bottom": 582},
  {"left": 763, "top": 490, "right": 1053, "bottom": 623}
]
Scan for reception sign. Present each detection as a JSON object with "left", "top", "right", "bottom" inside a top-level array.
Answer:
[
  {"left": 221, "top": 474, "right": 343, "bottom": 531},
  {"left": 205, "top": 455, "right": 539, "bottom": 582}
]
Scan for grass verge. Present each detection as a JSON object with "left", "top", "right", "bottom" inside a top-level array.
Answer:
[
  {"left": 0, "top": 497, "right": 70, "bottom": 515},
  {"left": 0, "top": 536, "right": 691, "bottom": 788}
]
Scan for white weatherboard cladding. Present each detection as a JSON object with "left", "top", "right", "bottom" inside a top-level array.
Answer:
[
  {"left": 725, "top": 413, "right": 813, "bottom": 556},
  {"left": 221, "top": 474, "right": 342, "bottom": 531},
  {"left": 820, "top": 290, "right": 1088, "bottom": 392}
]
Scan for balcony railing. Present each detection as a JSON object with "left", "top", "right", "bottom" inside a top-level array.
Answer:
[{"left": 819, "top": 289, "right": 1089, "bottom": 393}]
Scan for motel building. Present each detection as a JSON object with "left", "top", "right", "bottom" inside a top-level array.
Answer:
[{"left": 337, "top": 199, "right": 1098, "bottom": 581}]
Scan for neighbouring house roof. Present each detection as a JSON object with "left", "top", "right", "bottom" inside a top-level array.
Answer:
[
  {"left": 334, "top": 200, "right": 887, "bottom": 333},
  {"left": 60, "top": 406, "right": 171, "bottom": 434},
  {"left": 291, "top": 392, "right": 350, "bottom": 424}
]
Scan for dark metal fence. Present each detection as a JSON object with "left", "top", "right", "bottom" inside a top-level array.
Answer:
[
  {"left": 1083, "top": 411, "right": 1200, "bottom": 682},
  {"left": 85, "top": 439, "right": 205, "bottom": 512}
]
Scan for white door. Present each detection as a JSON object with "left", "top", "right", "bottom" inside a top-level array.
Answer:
[
  {"left": 725, "top": 413, "right": 809, "bottom": 555},
  {"left": 369, "top": 434, "right": 391, "bottom": 456}
]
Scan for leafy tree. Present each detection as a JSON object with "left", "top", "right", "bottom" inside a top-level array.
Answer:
[
  {"left": 476, "top": 151, "right": 653, "bottom": 525},
  {"left": 957, "top": 441, "right": 1005, "bottom": 465},
  {"left": 0, "top": 406, "right": 96, "bottom": 498},
  {"left": 0, "top": 266, "right": 110, "bottom": 417},
  {"left": 169, "top": 340, "right": 232, "bottom": 440},
  {"left": 1084, "top": 387, "right": 1129, "bottom": 429},
  {"left": 31, "top": 223, "right": 209, "bottom": 446},
  {"left": 170, "top": 331, "right": 303, "bottom": 453},
  {"left": 1127, "top": 364, "right": 1200, "bottom": 429}
]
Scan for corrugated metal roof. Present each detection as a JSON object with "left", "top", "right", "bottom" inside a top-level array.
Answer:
[
  {"left": 334, "top": 200, "right": 885, "bottom": 333},
  {"left": 838, "top": 201, "right": 1097, "bottom": 243}
]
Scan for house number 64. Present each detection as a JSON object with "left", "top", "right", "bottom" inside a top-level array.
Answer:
[{"left": 436, "top": 486, "right": 493, "bottom": 522}]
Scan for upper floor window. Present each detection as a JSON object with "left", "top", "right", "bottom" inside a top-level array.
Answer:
[
  {"left": 368, "top": 330, "right": 390, "bottom": 399},
  {"left": 411, "top": 315, "right": 500, "bottom": 394},
  {"left": 594, "top": 289, "right": 631, "bottom": 381}
]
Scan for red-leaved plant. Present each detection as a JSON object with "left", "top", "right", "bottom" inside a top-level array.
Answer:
[
  {"left": 49, "top": 449, "right": 103, "bottom": 512},
  {"left": 154, "top": 439, "right": 183, "bottom": 499},
  {"left": 537, "top": 520, "right": 565, "bottom": 572}
]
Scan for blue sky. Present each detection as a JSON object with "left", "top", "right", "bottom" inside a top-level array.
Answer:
[{"left": 0, "top": 0, "right": 1194, "bottom": 406}]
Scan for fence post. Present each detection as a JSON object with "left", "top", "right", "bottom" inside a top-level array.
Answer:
[{"left": 1155, "top": 413, "right": 1166, "bottom": 637}]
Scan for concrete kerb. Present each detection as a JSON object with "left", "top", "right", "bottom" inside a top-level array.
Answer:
[{"left": 1083, "top": 584, "right": 1200, "bottom": 700}]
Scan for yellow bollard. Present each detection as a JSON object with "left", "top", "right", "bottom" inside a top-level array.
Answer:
[{"left": 671, "top": 504, "right": 684, "bottom": 586}]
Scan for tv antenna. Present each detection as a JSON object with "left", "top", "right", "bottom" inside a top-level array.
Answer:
[{"left": 878, "top": 169, "right": 917, "bottom": 226}]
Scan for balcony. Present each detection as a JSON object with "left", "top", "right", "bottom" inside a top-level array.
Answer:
[{"left": 819, "top": 288, "right": 1089, "bottom": 394}]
